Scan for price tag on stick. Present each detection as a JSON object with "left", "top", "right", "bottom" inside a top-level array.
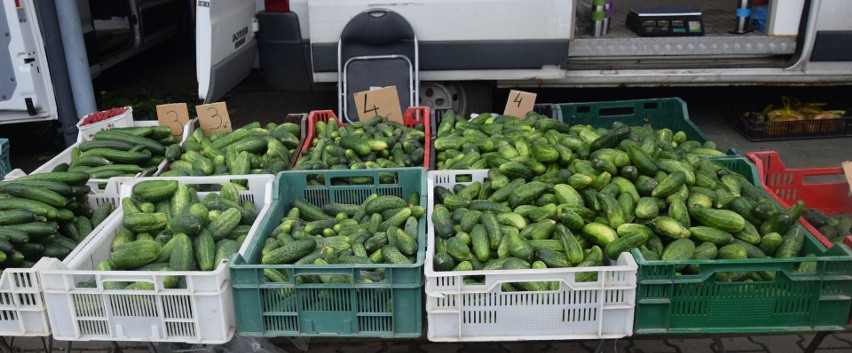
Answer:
[
  {"left": 354, "top": 86, "right": 404, "bottom": 123},
  {"left": 156, "top": 103, "right": 190, "bottom": 139},
  {"left": 503, "top": 90, "right": 537, "bottom": 119},
  {"left": 196, "top": 102, "right": 233, "bottom": 135}
]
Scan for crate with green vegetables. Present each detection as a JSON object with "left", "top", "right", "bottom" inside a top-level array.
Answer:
[
  {"left": 162, "top": 121, "right": 303, "bottom": 177},
  {"left": 432, "top": 108, "right": 727, "bottom": 171},
  {"left": 0, "top": 171, "right": 120, "bottom": 337},
  {"left": 30, "top": 122, "right": 183, "bottom": 191},
  {"left": 292, "top": 108, "right": 431, "bottom": 173},
  {"left": 425, "top": 169, "right": 638, "bottom": 342},
  {"left": 38, "top": 175, "right": 273, "bottom": 344},
  {"left": 229, "top": 168, "right": 426, "bottom": 337}
]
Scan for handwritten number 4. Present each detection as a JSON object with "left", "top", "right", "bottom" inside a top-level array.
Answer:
[
  {"left": 363, "top": 94, "right": 380, "bottom": 116},
  {"left": 514, "top": 93, "right": 523, "bottom": 108}
]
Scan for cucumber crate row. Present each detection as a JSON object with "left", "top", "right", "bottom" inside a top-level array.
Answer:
[{"left": 0, "top": 98, "right": 848, "bottom": 344}]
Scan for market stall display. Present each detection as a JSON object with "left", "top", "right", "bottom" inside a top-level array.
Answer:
[
  {"left": 39, "top": 175, "right": 273, "bottom": 344},
  {"left": 229, "top": 168, "right": 426, "bottom": 338}
]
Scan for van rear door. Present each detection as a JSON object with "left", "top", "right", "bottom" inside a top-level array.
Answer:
[
  {"left": 196, "top": 0, "right": 257, "bottom": 103},
  {"left": 0, "top": 0, "right": 57, "bottom": 125}
]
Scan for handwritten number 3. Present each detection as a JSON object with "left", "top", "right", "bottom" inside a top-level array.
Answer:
[
  {"left": 208, "top": 107, "right": 223, "bottom": 128},
  {"left": 166, "top": 111, "right": 182, "bottom": 136}
]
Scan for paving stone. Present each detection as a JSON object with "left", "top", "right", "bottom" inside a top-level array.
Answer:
[
  {"left": 665, "top": 338, "right": 716, "bottom": 353},
  {"left": 815, "top": 334, "right": 852, "bottom": 349},
  {"left": 421, "top": 343, "right": 463, "bottom": 353},
  {"left": 716, "top": 337, "right": 764, "bottom": 352},
  {"left": 499, "top": 342, "right": 550, "bottom": 353},
  {"left": 547, "top": 340, "right": 594, "bottom": 353},
  {"left": 338, "top": 344, "right": 383, "bottom": 353},
  {"left": 831, "top": 332, "right": 852, "bottom": 345},
  {"left": 751, "top": 335, "right": 803, "bottom": 353},
  {"left": 457, "top": 342, "right": 499, "bottom": 353},
  {"left": 626, "top": 339, "right": 678, "bottom": 353}
]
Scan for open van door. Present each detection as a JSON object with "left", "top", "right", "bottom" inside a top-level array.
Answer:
[
  {"left": 196, "top": 0, "right": 257, "bottom": 103},
  {"left": 0, "top": 0, "right": 57, "bottom": 125}
]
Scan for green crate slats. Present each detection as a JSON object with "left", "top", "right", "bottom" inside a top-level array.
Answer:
[
  {"left": 229, "top": 167, "right": 427, "bottom": 338},
  {"left": 0, "top": 138, "right": 10, "bottom": 178},
  {"left": 632, "top": 157, "right": 852, "bottom": 334}
]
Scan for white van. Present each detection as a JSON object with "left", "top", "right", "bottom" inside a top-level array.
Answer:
[
  {"left": 0, "top": 0, "right": 188, "bottom": 126},
  {"left": 198, "top": 0, "right": 852, "bottom": 115}
]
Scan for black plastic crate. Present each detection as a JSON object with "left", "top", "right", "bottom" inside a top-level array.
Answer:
[{"left": 730, "top": 111, "right": 852, "bottom": 141}]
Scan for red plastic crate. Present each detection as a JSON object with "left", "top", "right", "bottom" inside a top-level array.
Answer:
[
  {"left": 296, "top": 107, "right": 431, "bottom": 168},
  {"left": 746, "top": 151, "right": 852, "bottom": 249}
]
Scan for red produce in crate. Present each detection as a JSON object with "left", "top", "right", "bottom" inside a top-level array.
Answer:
[{"left": 80, "top": 107, "right": 129, "bottom": 126}]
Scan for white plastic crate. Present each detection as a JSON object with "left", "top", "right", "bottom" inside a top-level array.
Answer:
[
  {"left": 39, "top": 175, "right": 274, "bottom": 344},
  {"left": 0, "top": 182, "right": 123, "bottom": 337},
  {"left": 424, "top": 169, "right": 638, "bottom": 342},
  {"left": 76, "top": 107, "right": 135, "bottom": 141},
  {"left": 27, "top": 121, "right": 181, "bottom": 192}
]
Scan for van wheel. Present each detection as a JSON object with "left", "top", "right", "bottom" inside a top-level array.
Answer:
[{"left": 419, "top": 81, "right": 492, "bottom": 117}]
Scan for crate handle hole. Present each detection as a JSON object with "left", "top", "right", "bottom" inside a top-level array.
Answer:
[
  {"left": 599, "top": 106, "right": 635, "bottom": 117},
  {"left": 643, "top": 102, "right": 658, "bottom": 110},
  {"left": 503, "top": 281, "right": 560, "bottom": 291},
  {"left": 454, "top": 174, "right": 474, "bottom": 183},
  {"left": 462, "top": 275, "right": 485, "bottom": 286}
]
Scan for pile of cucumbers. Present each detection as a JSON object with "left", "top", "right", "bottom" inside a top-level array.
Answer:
[
  {"left": 259, "top": 193, "right": 423, "bottom": 284},
  {"left": 803, "top": 209, "right": 851, "bottom": 242},
  {"left": 294, "top": 116, "right": 427, "bottom": 173},
  {"left": 430, "top": 111, "right": 810, "bottom": 286},
  {"left": 94, "top": 179, "right": 260, "bottom": 290},
  {"left": 0, "top": 172, "right": 113, "bottom": 270},
  {"left": 164, "top": 122, "right": 302, "bottom": 177},
  {"left": 68, "top": 126, "right": 181, "bottom": 179}
]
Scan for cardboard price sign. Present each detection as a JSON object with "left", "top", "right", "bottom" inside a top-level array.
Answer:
[
  {"left": 503, "top": 90, "right": 537, "bottom": 119},
  {"left": 156, "top": 103, "right": 190, "bottom": 139},
  {"left": 195, "top": 102, "right": 233, "bottom": 135},
  {"left": 843, "top": 161, "right": 852, "bottom": 192},
  {"left": 354, "top": 86, "right": 404, "bottom": 123}
]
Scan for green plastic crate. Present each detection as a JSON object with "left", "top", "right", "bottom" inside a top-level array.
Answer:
[
  {"left": 632, "top": 156, "right": 852, "bottom": 334},
  {"left": 558, "top": 98, "right": 742, "bottom": 156},
  {"left": 229, "top": 168, "right": 427, "bottom": 338},
  {"left": 0, "top": 138, "right": 10, "bottom": 179}
]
